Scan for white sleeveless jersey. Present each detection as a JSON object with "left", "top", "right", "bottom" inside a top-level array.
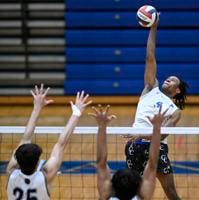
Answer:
[
  {"left": 109, "top": 196, "right": 139, "bottom": 200},
  {"left": 7, "top": 169, "right": 50, "bottom": 200},
  {"left": 133, "top": 87, "right": 178, "bottom": 143}
]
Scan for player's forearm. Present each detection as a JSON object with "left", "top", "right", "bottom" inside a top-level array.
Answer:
[
  {"left": 58, "top": 115, "right": 80, "bottom": 147},
  {"left": 6, "top": 154, "right": 18, "bottom": 174},
  {"left": 22, "top": 107, "right": 42, "bottom": 142},
  {"left": 146, "top": 26, "right": 157, "bottom": 60},
  {"left": 144, "top": 26, "right": 157, "bottom": 88},
  {"left": 97, "top": 125, "right": 108, "bottom": 169},
  {"left": 148, "top": 125, "right": 161, "bottom": 169}
]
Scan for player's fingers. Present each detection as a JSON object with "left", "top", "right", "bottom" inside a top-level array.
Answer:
[
  {"left": 82, "top": 94, "right": 89, "bottom": 102},
  {"left": 46, "top": 99, "right": 54, "bottom": 105},
  {"left": 162, "top": 107, "right": 170, "bottom": 116},
  {"left": 88, "top": 112, "right": 97, "bottom": 118},
  {"left": 35, "top": 85, "right": 39, "bottom": 95},
  {"left": 43, "top": 87, "right": 50, "bottom": 96},
  {"left": 40, "top": 83, "right": 44, "bottom": 93},
  {"left": 92, "top": 106, "right": 100, "bottom": 114},
  {"left": 104, "top": 105, "right": 110, "bottom": 114},
  {"left": 79, "top": 90, "right": 85, "bottom": 100},
  {"left": 109, "top": 115, "right": 117, "bottom": 120},
  {"left": 30, "top": 90, "right": 36, "bottom": 98},
  {"left": 98, "top": 104, "right": 103, "bottom": 113},
  {"left": 70, "top": 101, "right": 74, "bottom": 107},
  {"left": 85, "top": 100, "right": 93, "bottom": 107},
  {"left": 76, "top": 91, "right": 80, "bottom": 101},
  {"left": 158, "top": 104, "right": 162, "bottom": 114},
  {"left": 146, "top": 116, "right": 152, "bottom": 122}
]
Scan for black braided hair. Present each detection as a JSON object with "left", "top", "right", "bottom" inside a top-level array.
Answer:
[{"left": 173, "top": 78, "right": 188, "bottom": 110}]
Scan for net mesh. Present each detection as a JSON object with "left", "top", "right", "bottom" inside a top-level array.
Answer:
[{"left": 0, "top": 128, "right": 199, "bottom": 200}]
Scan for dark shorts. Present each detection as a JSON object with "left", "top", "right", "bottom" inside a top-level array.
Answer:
[{"left": 125, "top": 140, "right": 173, "bottom": 175}]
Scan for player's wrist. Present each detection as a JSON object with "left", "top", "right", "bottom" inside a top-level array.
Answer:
[
  {"left": 72, "top": 104, "right": 82, "bottom": 116},
  {"left": 33, "top": 105, "right": 42, "bottom": 112},
  {"left": 153, "top": 125, "right": 161, "bottom": 131},
  {"left": 98, "top": 123, "right": 107, "bottom": 129}
]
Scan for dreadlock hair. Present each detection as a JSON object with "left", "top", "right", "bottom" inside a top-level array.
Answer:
[
  {"left": 173, "top": 78, "right": 188, "bottom": 110},
  {"left": 15, "top": 143, "right": 42, "bottom": 175}
]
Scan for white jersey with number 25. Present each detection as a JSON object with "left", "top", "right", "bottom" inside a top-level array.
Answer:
[{"left": 7, "top": 169, "right": 50, "bottom": 200}]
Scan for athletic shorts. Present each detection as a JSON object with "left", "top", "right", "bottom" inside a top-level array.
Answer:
[{"left": 125, "top": 140, "right": 173, "bottom": 175}]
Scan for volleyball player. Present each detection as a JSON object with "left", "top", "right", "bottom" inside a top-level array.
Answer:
[
  {"left": 90, "top": 104, "right": 167, "bottom": 200},
  {"left": 125, "top": 16, "right": 188, "bottom": 200},
  {"left": 6, "top": 84, "right": 92, "bottom": 200}
]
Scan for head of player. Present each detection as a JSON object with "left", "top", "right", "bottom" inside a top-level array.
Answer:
[
  {"left": 111, "top": 168, "right": 142, "bottom": 200},
  {"left": 161, "top": 76, "right": 188, "bottom": 110},
  {"left": 15, "top": 143, "right": 42, "bottom": 175}
]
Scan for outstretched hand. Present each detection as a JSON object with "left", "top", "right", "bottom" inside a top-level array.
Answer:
[
  {"left": 152, "top": 12, "right": 160, "bottom": 27},
  {"left": 70, "top": 91, "right": 92, "bottom": 115},
  {"left": 147, "top": 105, "right": 168, "bottom": 127},
  {"left": 88, "top": 104, "right": 116, "bottom": 126},
  {"left": 30, "top": 84, "right": 54, "bottom": 110}
]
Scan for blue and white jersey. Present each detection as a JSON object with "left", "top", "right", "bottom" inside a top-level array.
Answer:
[
  {"left": 7, "top": 169, "right": 50, "bottom": 200},
  {"left": 133, "top": 87, "right": 178, "bottom": 143},
  {"left": 133, "top": 87, "right": 178, "bottom": 128}
]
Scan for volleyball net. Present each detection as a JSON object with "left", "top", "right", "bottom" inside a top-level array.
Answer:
[{"left": 0, "top": 126, "right": 198, "bottom": 200}]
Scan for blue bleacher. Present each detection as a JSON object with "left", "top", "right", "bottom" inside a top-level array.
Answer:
[
  {"left": 64, "top": 80, "right": 144, "bottom": 95},
  {"left": 64, "top": 80, "right": 199, "bottom": 95},
  {"left": 65, "top": 0, "right": 199, "bottom": 95},
  {"left": 65, "top": 12, "right": 199, "bottom": 28},
  {"left": 66, "top": 30, "right": 199, "bottom": 46},
  {"left": 66, "top": 0, "right": 199, "bottom": 10},
  {"left": 66, "top": 64, "right": 199, "bottom": 80},
  {"left": 66, "top": 47, "right": 199, "bottom": 63}
]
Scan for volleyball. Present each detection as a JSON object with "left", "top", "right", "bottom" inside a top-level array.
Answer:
[{"left": 136, "top": 5, "right": 158, "bottom": 28}]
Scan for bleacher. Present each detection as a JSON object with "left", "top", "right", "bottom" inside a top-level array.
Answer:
[
  {"left": 0, "top": 0, "right": 199, "bottom": 96},
  {"left": 0, "top": 0, "right": 65, "bottom": 95},
  {"left": 65, "top": 0, "right": 199, "bottom": 95}
]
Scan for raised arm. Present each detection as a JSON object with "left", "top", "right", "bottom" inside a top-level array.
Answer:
[
  {"left": 89, "top": 105, "right": 116, "bottom": 200},
  {"left": 6, "top": 84, "right": 53, "bottom": 174},
  {"left": 43, "top": 91, "right": 92, "bottom": 183},
  {"left": 143, "top": 16, "right": 159, "bottom": 94},
  {"left": 139, "top": 106, "right": 166, "bottom": 200}
]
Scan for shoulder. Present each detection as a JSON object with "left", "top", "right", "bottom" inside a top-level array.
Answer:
[
  {"left": 141, "top": 79, "right": 159, "bottom": 96},
  {"left": 140, "top": 85, "right": 159, "bottom": 99},
  {"left": 8, "top": 169, "right": 20, "bottom": 178},
  {"left": 172, "top": 109, "right": 181, "bottom": 118}
]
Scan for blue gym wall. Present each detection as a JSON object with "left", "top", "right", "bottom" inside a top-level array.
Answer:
[{"left": 65, "top": 0, "right": 199, "bottom": 95}]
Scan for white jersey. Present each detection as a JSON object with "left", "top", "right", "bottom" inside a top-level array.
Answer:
[
  {"left": 133, "top": 87, "right": 178, "bottom": 143},
  {"left": 109, "top": 196, "right": 139, "bottom": 200},
  {"left": 7, "top": 169, "right": 50, "bottom": 200}
]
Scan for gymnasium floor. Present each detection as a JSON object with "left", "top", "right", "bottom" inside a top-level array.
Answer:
[{"left": 0, "top": 101, "right": 198, "bottom": 200}]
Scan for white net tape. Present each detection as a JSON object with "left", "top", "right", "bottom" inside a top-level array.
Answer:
[{"left": 0, "top": 126, "right": 199, "bottom": 134}]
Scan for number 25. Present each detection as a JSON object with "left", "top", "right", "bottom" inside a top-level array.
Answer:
[{"left": 13, "top": 187, "right": 37, "bottom": 200}]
